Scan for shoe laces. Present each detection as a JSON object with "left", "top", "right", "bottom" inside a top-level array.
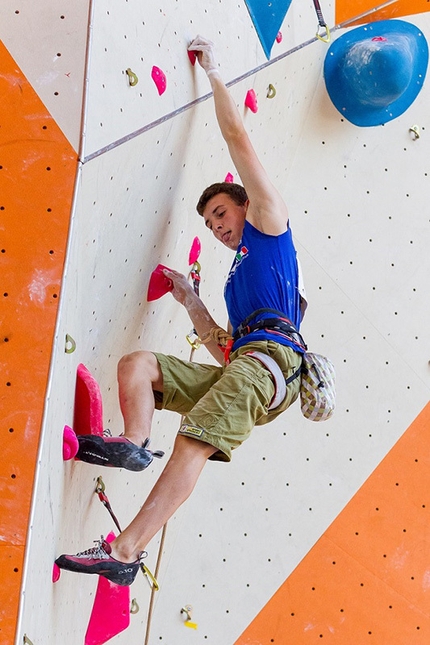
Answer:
[
  {"left": 103, "top": 430, "right": 164, "bottom": 458},
  {"left": 142, "top": 437, "right": 164, "bottom": 459},
  {"left": 76, "top": 536, "right": 110, "bottom": 560}
]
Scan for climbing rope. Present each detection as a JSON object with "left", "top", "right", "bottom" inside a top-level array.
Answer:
[
  {"left": 199, "top": 326, "right": 234, "bottom": 363},
  {"left": 94, "top": 476, "right": 159, "bottom": 591}
]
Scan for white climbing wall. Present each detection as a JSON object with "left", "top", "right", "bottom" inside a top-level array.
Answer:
[{"left": 6, "top": 0, "right": 430, "bottom": 643}]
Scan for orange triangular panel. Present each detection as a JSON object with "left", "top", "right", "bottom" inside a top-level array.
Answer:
[
  {"left": 0, "top": 41, "right": 77, "bottom": 644},
  {"left": 235, "top": 402, "right": 430, "bottom": 643},
  {"left": 336, "top": 0, "right": 430, "bottom": 27}
]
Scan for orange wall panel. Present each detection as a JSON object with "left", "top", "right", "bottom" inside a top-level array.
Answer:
[
  {"left": 0, "top": 41, "right": 77, "bottom": 645},
  {"left": 235, "top": 403, "right": 430, "bottom": 644},
  {"left": 336, "top": 0, "right": 430, "bottom": 26}
]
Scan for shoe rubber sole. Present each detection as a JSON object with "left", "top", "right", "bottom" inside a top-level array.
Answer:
[
  {"left": 55, "top": 554, "right": 139, "bottom": 586},
  {"left": 76, "top": 435, "right": 155, "bottom": 471}
]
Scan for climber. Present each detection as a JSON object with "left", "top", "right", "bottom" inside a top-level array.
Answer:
[{"left": 55, "top": 35, "right": 307, "bottom": 586}]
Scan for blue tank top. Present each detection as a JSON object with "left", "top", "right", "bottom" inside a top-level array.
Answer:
[{"left": 224, "top": 220, "right": 304, "bottom": 352}]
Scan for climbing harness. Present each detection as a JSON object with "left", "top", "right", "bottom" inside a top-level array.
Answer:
[
  {"left": 312, "top": 0, "right": 331, "bottom": 42},
  {"left": 231, "top": 309, "right": 335, "bottom": 418},
  {"left": 198, "top": 308, "right": 306, "bottom": 367},
  {"left": 245, "top": 351, "right": 302, "bottom": 410},
  {"left": 233, "top": 308, "right": 307, "bottom": 352}
]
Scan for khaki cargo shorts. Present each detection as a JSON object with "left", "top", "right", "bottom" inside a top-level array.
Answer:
[{"left": 153, "top": 340, "right": 302, "bottom": 462}]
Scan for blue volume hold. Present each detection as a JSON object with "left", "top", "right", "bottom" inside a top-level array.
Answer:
[{"left": 244, "top": 0, "right": 293, "bottom": 59}]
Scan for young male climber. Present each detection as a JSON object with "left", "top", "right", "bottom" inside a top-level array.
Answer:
[{"left": 55, "top": 36, "right": 307, "bottom": 586}]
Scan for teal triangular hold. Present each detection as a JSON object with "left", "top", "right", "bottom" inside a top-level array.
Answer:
[{"left": 245, "top": 0, "right": 293, "bottom": 59}]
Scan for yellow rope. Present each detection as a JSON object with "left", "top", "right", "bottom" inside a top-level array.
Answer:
[{"left": 199, "top": 326, "right": 233, "bottom": 348}]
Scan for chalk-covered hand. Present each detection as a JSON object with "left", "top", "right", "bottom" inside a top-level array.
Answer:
[
  {"left": 163, "top": 268, "right": 195, "bottom": 306},
  {"left": 188, "top": 35, "right": 218, "bottom": 75}
]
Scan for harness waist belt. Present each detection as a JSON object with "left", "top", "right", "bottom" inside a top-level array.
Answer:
[{"left": 233, "top": 308, "right": 307, "bottom": 351}]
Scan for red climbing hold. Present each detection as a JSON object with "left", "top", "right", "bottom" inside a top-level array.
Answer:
[
  {"left": 276, "top": 31, "right": 283, "bottom": 43},
  {"left": 188, "top": 50, "right": 197, "bottom": 65},
  {"left": 245, "top": 89, "right": 258, "bottom": 113},
  {"left": 224, "top": 172, "right": 234, "bottom": 183},
  {"left": 151, "top": 66, "right": 167, "bottom": 95},
  {"left": 73, "top": 364, "right": 104, "bottom": 437},
  {"left": 147, "top": 264, "right": 174, "bottom": 301}
]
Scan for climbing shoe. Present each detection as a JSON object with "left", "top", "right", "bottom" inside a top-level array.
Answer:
[
  {"left": 55, "top": 537, "right": 143, "bottom": 586},
  {"left": 76, "top": 434, "right": 164, "bottom": 471}
]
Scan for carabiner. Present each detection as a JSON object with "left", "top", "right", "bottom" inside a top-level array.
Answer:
[
  {"left": 316, "top": 24, "right": 331, "bottom": 43},
  {"left": 186, "top": 329, "right": 201, "bottom": 350},
  {"left": 95, "top": 476, "right": 106, "bottom": 494},
  {"left": 140, "top": 563, "right": 160, "bottom": 591}
]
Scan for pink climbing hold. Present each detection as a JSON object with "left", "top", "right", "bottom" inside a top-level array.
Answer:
[
  {"left": 151, "top": 66, "right": 167, "bottom": 95},
  {"left": 276, "top": 31, "right": 283, "bottom": 43},
  {"left": 63, "top": 425, "right": 79, "bottom": 461},
  {"left": 224, "top": 172, "right": 234, "bottom": 183},
  {"left": 245, "top": 89, "right": 258, "bottom": 113},
  {"left": 188, "top": 237, "right": 201, "bottom": 265},
  {"left": 188, "top": 50, "right": 197, "bottom": 65},
  {"left": 52, "top": 562, "right": 61, "bottom": 583},
  {"left": 85, "top": 532, "right": 131, "bottom": 645},
  {"left": 147, "top": 264, "right": 174, "bottom": 301},
  {"left": 74, "top": 363, "right": 104, "bottom": 438}
]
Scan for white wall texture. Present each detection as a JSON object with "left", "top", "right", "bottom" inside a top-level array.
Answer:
[{"left": 4, "top": 0, "right": 429, "bottom": 643}]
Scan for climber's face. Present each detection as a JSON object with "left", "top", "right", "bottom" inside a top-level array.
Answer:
[{"left": 203, "top": 193, "right": 248, "bottom": 250}]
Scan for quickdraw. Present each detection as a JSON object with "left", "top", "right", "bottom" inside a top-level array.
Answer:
[
  {"left": 186, "top": 329, "right": 201, "bottom": 350},
  {"left": 95, "top": 476, "right": 122, "bottom": 534},
  {"left": 190, "top": 260, "right": 201, "bottom": 296},
  {"left": 312, "top": 0, "right": 331, "bottom": 42},
  {"left": 186, "top": 260, "right": 202, "bottom": 350},
  {"left": 94, "top": 476, "right": 159, "bottom": 591}
]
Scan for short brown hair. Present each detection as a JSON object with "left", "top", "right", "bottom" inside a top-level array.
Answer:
[{"left": 196, "top": 182, "right": 248, "bottom": 216}]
